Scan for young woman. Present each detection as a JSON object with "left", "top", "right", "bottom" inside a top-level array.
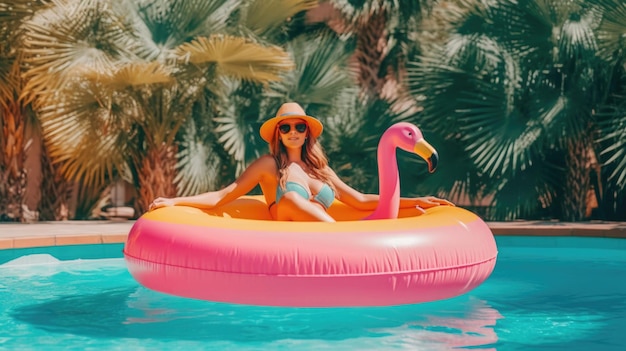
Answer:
[{"left": 149, "top": 102, "right": 453, "bottom": 221}]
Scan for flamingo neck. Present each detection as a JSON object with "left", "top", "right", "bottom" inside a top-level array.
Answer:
[{"left": 365, "top": 133, "right": 400, "bottom": 220}]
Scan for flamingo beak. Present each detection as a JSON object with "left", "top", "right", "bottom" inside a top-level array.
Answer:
[{"left": 414, "top": 139, "right": 438, "bottom": 173}]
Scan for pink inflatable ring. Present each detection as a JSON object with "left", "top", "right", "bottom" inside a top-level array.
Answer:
[{"left": 124, "top": 197, "right": 498, "bottom": 307}]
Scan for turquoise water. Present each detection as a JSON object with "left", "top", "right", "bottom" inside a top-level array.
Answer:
[{"left": 1, "top": 237, "right": 625, "bottom": 350}]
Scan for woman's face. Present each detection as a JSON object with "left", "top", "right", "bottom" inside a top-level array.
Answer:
[{"left": 277, "top": 118, "right": 308, "bottom": 149}]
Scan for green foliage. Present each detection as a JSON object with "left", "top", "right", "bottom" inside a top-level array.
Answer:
[
  {"left": 20, "top": 0, "right": 298, "bottom": 200},
  {"left": 5, "top": 0, "right": 625, "bottom": 220},
  {"left": 597, "top": 98, "right": 626, "bottom": 188},
  {"left": 408, "top": 0, "right": 626, "bottom": 220}
]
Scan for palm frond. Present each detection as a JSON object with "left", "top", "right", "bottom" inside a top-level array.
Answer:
[
  {"left": 244, "top": 0, "right": 318, "bottom": 36},
  {"left": 213, "top": 78, "right": 266, "bottom": 174},
  {"left": 0, "top": 55, "right": 18, "bottom": 110},
  {"left": 323, "top": 92, "right": 379, "bottom": 192},
  {"left": 35, "top": 76, "right": 133, "bottom": 189},
  {"left": 458, "top": 90, "right": 532, "bottom": 177},
  {"left": 21, "top": 0, "right": 134, "bottom": 104},
  {"left": 121, "top": 0, "right": 238, "bottom": 53},
  {"left": 96, "top": 61, "right": 173, "bottom": 89},
  {"left": 175, "top": 117, "right": 223, "bottom": 195},
  {"left": 329, "top": 0, "right": 420, "bottom": 23},
  {"left": 489, "top": 159, "right": 562, "bottom": 220},
  {"left": 199, "top": 0, "right": 242, "bottom": 34},
  {"left": 52, "top": 132, "right": 127, "bottom": 190},
  {"left": 595, "top": 0, "right": 626, "bottom": 64},
  {"left": 410, "top": 34, "right": 520, "bottom": 131},
  {"left": 0, "top": 0, "right": 41, "bottom": 30},
  {"left": 458, "top": 0, "right": 554, "bottom": 64},
  {"left": 38, "top": 114, "right": 129, "bottom": 190},
  {"left": 558, "top": 10, "right": 599, "bottom": 65},
  {"left": 214, "top": 105, "right": 247, "bottom": 167},
  {"left": 407, "top": 29, "right": 567, "bottom": 218},
  {"left": 81, "top": 61, "right": 192, "bottom": 148},
  {"left": 596, "top": 102, "right": 626, "bottom": 187},
  {"left": 468, "top": 0, "right": 602, "bottom": 68},
  {"left": 268, "top": 30, "right": 356, "bottom": 108},
  {"left": 176, "top": 35, "right": 294, "bottom": 83},
  {"left": 0, "top": 0, "right": 47, "bottom": 108}
]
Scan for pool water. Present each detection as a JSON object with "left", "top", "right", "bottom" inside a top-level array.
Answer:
[{"left": 1, "top": 237, "right": 625, "bottom": 350}]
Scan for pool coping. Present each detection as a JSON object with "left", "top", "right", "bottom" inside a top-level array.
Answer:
[{"left": 1, "top": 219, "right": 625, "bottom": 250}]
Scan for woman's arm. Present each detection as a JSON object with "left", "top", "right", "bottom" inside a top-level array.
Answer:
[
  {"left": 328, "top": 168, "right": 454, "bottom": 211},
  {"left": 149, "top": 155, "right": 275, "bottom": 211},
  {"left": 399, "top": 196, "right": 455, "bottom": 209}
]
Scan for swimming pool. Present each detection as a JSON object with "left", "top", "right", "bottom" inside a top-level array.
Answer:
[{"left": 1, "top": 236, "right": 625, "bottom": 350}]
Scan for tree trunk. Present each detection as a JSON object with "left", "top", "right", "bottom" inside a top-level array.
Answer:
[
  {"left": 38, "top": 142, "right": 72, "bottom": 221},
  {"left": 0, "top": 100, "right": 27, "bottom": 222},
  {"left": 561, "top": 135, "right": 592, "bottom": 221},
  {"left": 136, "top": 143, "right": 178, "bottom": 214},
  {"left": 354, "top": 7, "right": 389, "bottom": 100}
]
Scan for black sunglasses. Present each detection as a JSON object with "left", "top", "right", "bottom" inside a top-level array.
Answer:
[{"left": 278, "top": 122, "right": 307, "bottom": 134}]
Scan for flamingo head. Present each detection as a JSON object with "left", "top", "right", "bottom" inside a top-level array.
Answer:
[{"left": 388, "top": 122, "right": 439, "bottom": 173}]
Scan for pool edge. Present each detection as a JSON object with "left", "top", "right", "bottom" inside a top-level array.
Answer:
[{"left": 1, "top": 220, "right": 625, "bottom": 250}]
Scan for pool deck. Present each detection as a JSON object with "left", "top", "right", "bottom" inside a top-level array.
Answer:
[{"left": 1, "top": 219, "right": 625, "bottom": 249}]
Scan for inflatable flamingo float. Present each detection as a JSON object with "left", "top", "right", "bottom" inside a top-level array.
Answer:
[
  {"left": 364, "top": 122, "right": 438, "bottom": 220},
  {"left": 124, "top": 123, "right": 498, "bottom": 307}
]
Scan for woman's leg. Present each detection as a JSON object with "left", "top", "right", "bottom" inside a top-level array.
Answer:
[{"left": 276, "top": 191, "right": 335, "bottom": 222}]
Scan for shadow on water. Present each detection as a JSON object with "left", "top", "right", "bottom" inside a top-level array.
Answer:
[{"left": 10, "top": 286, "right": 502, "bottom": 348}]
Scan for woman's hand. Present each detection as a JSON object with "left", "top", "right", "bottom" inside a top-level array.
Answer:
[
  {"left": 413, "top": 196, "right": 455, "bottom": 211},
  {"left": 149, "top": 197, "right": 176, "bottom": 211}
]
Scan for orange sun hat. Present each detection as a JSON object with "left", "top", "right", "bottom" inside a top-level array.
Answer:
[{"left": 260, "top": 102, "right": 324, "bottom": 143}]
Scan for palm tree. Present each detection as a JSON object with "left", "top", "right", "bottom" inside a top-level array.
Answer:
[
  {"left": 324, "top": 0, "right": 435, "bottom": 101},
  {"left": 0, "top": 0, "right": 47, "bottom": 221},
  {"left": 593, "top": 0, "right": 626, "bottom": 220},
  {"left": 408, "top": 0, "right": 622, "bottom": 221},
  {"left": 21, "top": 0, "right": 315, "bottom": 214}
]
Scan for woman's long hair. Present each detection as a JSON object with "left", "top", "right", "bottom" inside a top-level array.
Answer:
[{"left": 270, "top": 127, "right": 336, "bottom": 194}]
